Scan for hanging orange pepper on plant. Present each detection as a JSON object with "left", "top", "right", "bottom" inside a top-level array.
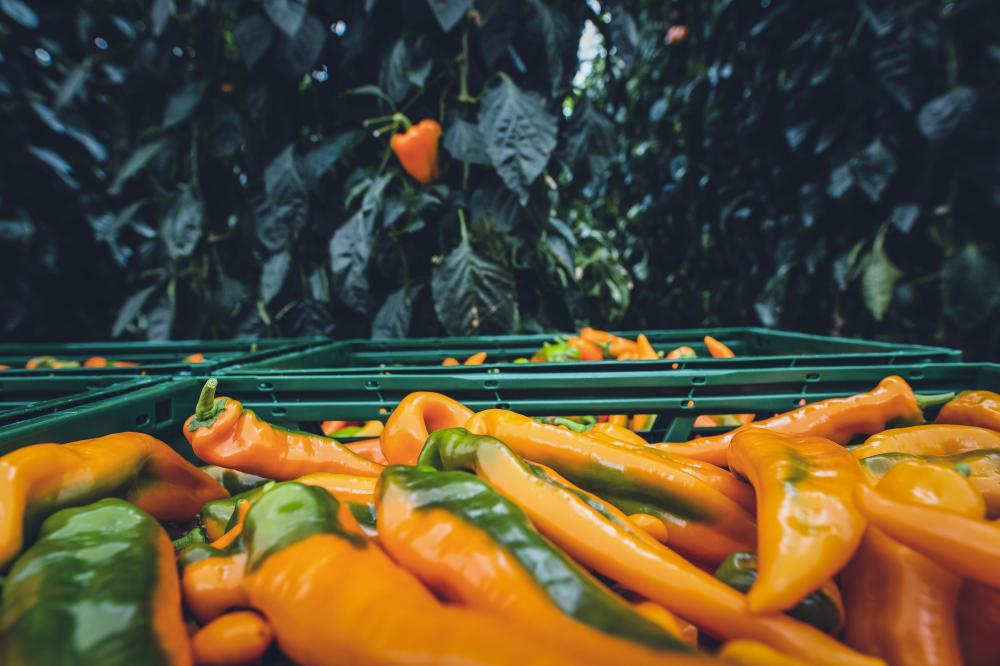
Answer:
[
  {"left": 657, "top": 376, "right": 952, "bottom": 466},
  {"left": 390, "top": 118, "right": 441, "bottom": 185},
  {"left": 728, "top": 428, "right": 866, "bottom": 613},
  {"left": 183, "top": 379, "right": 382, "bottom": 480}
]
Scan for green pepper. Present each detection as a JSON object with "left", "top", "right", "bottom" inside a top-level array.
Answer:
[
  {"left": 378, "top": 464, "right": 692, "bottom": 654},
  {"left": 715, "top": 551, "right": 845, "bottom": 634},
  {"left": 196, "top": 482, "right": 276, "bottom": 542},
  {"left": 0, "top": 499, "right": 190, "bottom": 665}
]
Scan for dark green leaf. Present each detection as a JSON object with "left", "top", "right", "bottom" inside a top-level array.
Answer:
[
  {"left": 109, "top": 140, "right": 164, "bottom": 194},
  {"left": 431, "top": 235, "right": 517, "bottom": 335},
  {"left": 890, "top": 204, "right": 919, "bottom": 234},
  {"left": 607, "top": 5, "right": 638, "bottom": 67},
  {"left": 150, "top": 0, "right": 171, "bottom": 36},
  {"left": 263, "top": 0, "right": 308, "bottom": 37},
  {"left": 282, "top": 14, "right": 325, "bottom": 75},
  {"left": 566, "top": 100, "right": 615, "bottom": 179},
  {"left": 260, "top": 250, "right": 291, "bottom": 304},
  {"left": 54, "top": 65, "right": 88, "bottom": 110},
  {"left": 862, "top": 227, "right": 902, "bottom": 322},
  {"left": 1, "top": 0, "right": 38, "bottom": 28},
  {"left": 329, "top": 210, "right": 374, "bottom": 313},
  {"left": 479, "top": 77, "right": 557, "bottom": 204},
  {"left": 303, "top": 131, "right": 361, "bottom": 188},
  {"left": 425, "top": 0, "right": 472, "bottom": 32},
  {"left": 381, "top": 36, "right": 412, "bottom": 103},
  {"left": 161, "top": 188, "right": 202, "bottom": 259},
  {"left": 372, "top": 285, "right": 416, "bottom": 338},
  {"left": 112, "top": 284, "right": 157, "bottom": 337},
  {"left": 233, "top": 14, "right": 275, "bottom": 69},
  {"left": 443, "top": 120, "right": 489, "bottom": 165},
  {"left": 31, "top": 103, "right": 107, "bottom": 162},
  {"left": 942, "top": 243, "right": 1000, "bottom": 330},
  {"left": 163, "top": 81, "right": 206, "bottom": 128},
  {"left": 145, "top": 293, "right": 175, "bottom": 341},
  {"left": 917, "top": 87, "right": 978, "bottom": 142},
  {"left": 261, "top": 144, "right": 307, "bottom": 244},
  {"left": 470, "top": 182, "right": 519, "bottom": 232},
  {"left": 27, "top": 146, "right": 78, "bottom": 189},
  {"left": 527, "top": 0, "right": 574, "bottom": 96}
]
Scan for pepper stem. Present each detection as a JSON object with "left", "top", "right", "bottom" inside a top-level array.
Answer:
[
  {"left": 915, "top": 391, "right": 955, "bottom": 410},
  {"left": 195, "top": 379, "right": 219, "bottom": 421}
]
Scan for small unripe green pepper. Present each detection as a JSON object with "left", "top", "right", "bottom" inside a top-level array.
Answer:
[{"left": 715, "top": 551, "right": 845, "bottom": 635}]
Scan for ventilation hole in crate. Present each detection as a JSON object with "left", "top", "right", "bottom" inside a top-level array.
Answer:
[
  {"left": 154, "top": 399, "right": 171, "bottom": 425},
  {"left": 908, "top": 370, "right": 925, "bottom": 380},
  {"left": 135, "top": 413, "right": 150, "bottom": 427},
  {"left": 691, "top": 377, "right": 706, "bottom": 385},
  {"left": 366, "top": 380, "right": 380, "bottom": 389},
  {"left": 258, "top": 382, "right": 273, "bottom": 391},
  {"left": 496, "top": 402, "right": 511, "bottom": 410},
  {"left": 484, "top": 380, "right": 499, "bottom": 389},
  {"left": 805, "top": 372, "right": 820, "bottom": 381},
  {"left": 272, "top": 407, "right": 287, "bottom": 417}
]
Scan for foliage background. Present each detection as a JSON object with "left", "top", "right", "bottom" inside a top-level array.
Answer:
[{"left": 1, "top": 0, "right": 998, "bottom": 359}]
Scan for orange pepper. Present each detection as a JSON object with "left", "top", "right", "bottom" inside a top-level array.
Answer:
[
  {"left": 580, "top": 327, "right": 638, "bottom": 357},
  {"left": 704, "top": 335, "right": 735, "bottom": 358},
  {"left": 655, "top": 376, "right": 950, "bottom": 466},
  {"left": 420, "top": 430, "right": 881, "bottom": 666},
  {"left": 320, "top": 420, "right": 354, "bottom": 436},
  {"left": 728, "top": 428, "right": 866, "bottom": 613},
  {"left": 854, "top": 463, "right": 1000, "bottom": 589},
  {"left": 843, "top": 462, "right": 974, "bottom": 666},
  {"left": 719, "top": 640, "right": 811, "bottom": 666},
  {"left": 390, "top": 118, "right": 441, "bottom": 184},
  {"left": 936, "top": 390, "right": 1000, "bottom": 431},
  {"left": 192, "top": 611, "right": 273, "bottom": 666},
  {"left": 568, "top": 336, "right": 604, "bottom": 361},
  {"left": 379, "top": 391, "right": 474, "bottom": 465},
  {"left": 0, "top": 432, "right": 226, "bottom": 569},
  {"left": 345, "top": 437, "right": 388, "bottom": 465},
  {"left": 83, "top": 356, "right": 108, "bottom": 368},
  {"left": 958, "top": 582, "right": 1000, "bottom": 666},
  {"left": 466, "top": 410, "right": 756, "bottom": 564},
  {"left": 851, "top": 424, "right": 1000, "bottom": 459},
  {"left": 184, "top": 352, "right": 206, "bottom": 364},
  {"left": 183, "top": 380, "right": 382, "bottom": 479},
  {"left": 442, "top": 357, "right": 460, "bottom": 366},
  {"left": 463, "top": 351, "right": 487, "bottom": 365}
]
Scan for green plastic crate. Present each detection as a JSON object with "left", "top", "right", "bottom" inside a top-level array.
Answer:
[
  {"left": 224, "top": 328, "right": 960, "bottom": 374},
  {"left": 0, "top": 338, "right": 320, "bottom": 377},
  {"left": 0, "top": 375, "right": 164, "bottom": 429},
  {"left": 1, "top": 363, "right": 994, "bottom": 461}
]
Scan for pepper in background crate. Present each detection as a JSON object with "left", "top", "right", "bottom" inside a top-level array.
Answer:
[
  {"left": 184, "top": 379, "right": 382, "bottom": 479},
  {"left": 0, "top": 432, "right": 226, "bottom": 569},
  {"left": 0, "top": 499, "right": 191, "bottom": 665}
]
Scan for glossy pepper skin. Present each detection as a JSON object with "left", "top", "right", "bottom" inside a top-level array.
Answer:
[
  {"left": 657, "top": 376, "right": 950, "bottom": 466},
  {"left": 192, "top": 611, "right": 272, "bottom": 666},
  {"left": 936, "top": 390, "right": 1000, "bottom": 431},
  {"left": 379, "top": 390, "right": 474, "bottom": 465},
  {"left": 858, "top": 449, "right": 1000, "bottom": 517},
  {"left": 842, "top": 463, "right": 974, "bottom": 666},
  {"left": 390, "top": 119, "right": 441, "bottom": 184},
  {"left": 850, "top": 424, "right": 1000, "bottom": 459},
  {"left": 466, "top": 409, "right": 757, "bottom": 564},
  {"left": 0, "top": 432, "right": 226, "bottom": 569},
  {"left": 854, "top": 461, "right": 1000, "bottom": 588},
  {"left": 184, "top": 379, "right": 382, "bottom": 479},
  {"left": 580, "top": 326, "right": 638, "bottom": 357},
  {"left": 418, "top": 428, "right": 881, "bottom": 666},
  {"left": 704, "top": 335, "right": 735, "bottom": 358},
  {"left": 715, "top": 552, "right": 844, "bottom": 634},
  {"left": 958, "top": 582, "right": 1000, "bottom": 666},
  {"left": 0, "top": 499, "right": 191, "bottom": 665},
  {"left": 377, "top": 465, "right": 694, "bottom": 663},
  {"left": 728, "top": 428, "right": 866, "bottom": 613},
  {"left": 568, "top": 335, "right": 604, "bottom": 361},
  {"left": 719, "top": 640, "right": 810, "bottom": 666},
  {"left": 241, "top": 482, "right": 710, "bottom": 666}
]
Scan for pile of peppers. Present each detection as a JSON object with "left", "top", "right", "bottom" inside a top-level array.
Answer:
[
  {"left": 4, "top": 375, "right": 1000, "bottom": 665},
  {"left": 0, "top": 352, "right": 205, "bottom": 371}
]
